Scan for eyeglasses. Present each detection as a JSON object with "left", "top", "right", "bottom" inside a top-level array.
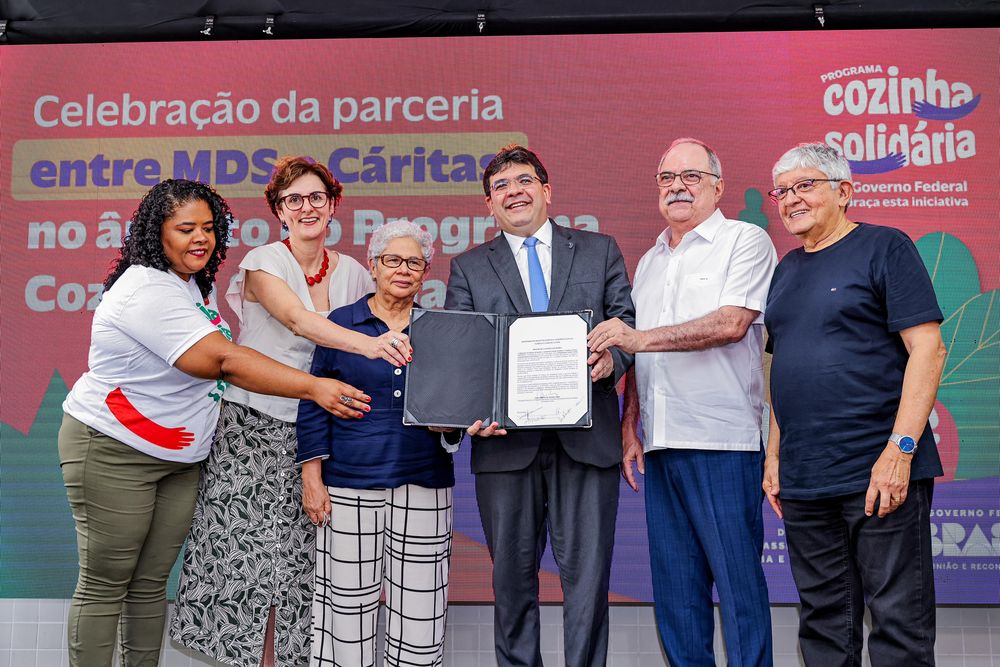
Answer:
[
  {"left": 378, "top": 254, "right": 428, "bottom": 272},
  {"left": 655, "top": 170, "right": 719, "bottom": 188},
  {"left": 767, "top": 179, "right": 841, "bottom": 204},
  {"left": 278, "top": 191, "right": 330, "bottom": 211},
  {"left": 489, "top": 174, "right": 543, "bottom": 194}
]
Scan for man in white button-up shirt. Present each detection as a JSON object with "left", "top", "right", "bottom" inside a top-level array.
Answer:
[{"left": 590, "top": 138, "right": 777, "bottom": 667}]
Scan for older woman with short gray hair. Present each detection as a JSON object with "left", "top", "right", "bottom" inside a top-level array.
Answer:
[
  {"left": 296, "top": 219, "right": 454, "bottom": 667},
  {"left": 367, "top": 218, "right": 435, "bottom": 265}
]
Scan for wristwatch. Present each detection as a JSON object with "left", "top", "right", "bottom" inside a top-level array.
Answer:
[{"left": 889, "top": 433, "right": 918, "bottom": 455}]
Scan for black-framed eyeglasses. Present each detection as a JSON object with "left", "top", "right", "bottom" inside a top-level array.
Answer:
[
  {"left": 767, "top": 179, "right": 841, "bottom": 204},
  {"left": 278, "top": 191, "right": 330, "bottom": 211},
  {"left": 489, "top": 174, "right": 543, "bottom": 194},
  {"left": 655, "top": 170, "right": 719, "bottom": 187},
  {"left": 378, "top": 254, "right": 428, "bottom": 272}
]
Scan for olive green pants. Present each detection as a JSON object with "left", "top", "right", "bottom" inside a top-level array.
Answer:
[{"left": 58, "top": 413, "right": 200, "bottom": 667}]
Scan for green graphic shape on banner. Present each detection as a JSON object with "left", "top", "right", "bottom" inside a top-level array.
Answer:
[
  {"left": 739, "top": 188, "right": 769, "bottom": 230},
  {"left": 917, "top": 233, "right": 1000, "bottom": 480},
  {"left": 1, "top": 373, "right": 78, "bottom": 597},
  {"left": 937, "top": 289, "right": 1000, "bottom": 479},
  {"left": 917, "top": 232, "right": 982, "bottom": 318}
]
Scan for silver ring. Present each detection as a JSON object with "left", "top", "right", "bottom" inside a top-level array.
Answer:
[
  {"left": 339, "top": 395, "right": 352, "bottom": 405},
  {"left": 390, "top": 337, "right": 401, "bottom": 349}
]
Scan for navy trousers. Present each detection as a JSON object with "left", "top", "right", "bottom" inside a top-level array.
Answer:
[
  {"left": 645, "top": 447, "right": 773, "bottom": 667},
  {"left": 781, "top": 480, "right": 936, "bottom": 666}
]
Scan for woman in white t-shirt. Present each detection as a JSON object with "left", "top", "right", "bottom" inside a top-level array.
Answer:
[
  {"left": 171, "top": 157, "right": 412, "bottom": 667},
  {"left": 60, "top": 179, "right": 370, "bottom": 667}
]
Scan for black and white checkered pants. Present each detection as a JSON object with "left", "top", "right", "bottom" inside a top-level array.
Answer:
[{"left": 311, "top": 484, "right": 453, "bottom": 667}]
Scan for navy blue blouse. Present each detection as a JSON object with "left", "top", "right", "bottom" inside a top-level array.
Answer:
[{"left": 295, "top": 295, "right": 454, "bottom": 489}]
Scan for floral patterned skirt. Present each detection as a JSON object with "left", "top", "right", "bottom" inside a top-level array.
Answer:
[{"left": 170, "top": 400, "right": 315, "bottom": 667}]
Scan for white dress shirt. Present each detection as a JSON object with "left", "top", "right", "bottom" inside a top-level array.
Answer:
[
  {"left": 503, "top": 220, "right": 553, "bottom": 309},
  {"left": 632, "top": 209, "right": 777, "bottom": 452}
]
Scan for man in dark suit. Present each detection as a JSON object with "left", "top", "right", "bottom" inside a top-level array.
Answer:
[{"left": 445, "top": 144, "right": 635, "bottom": 667}]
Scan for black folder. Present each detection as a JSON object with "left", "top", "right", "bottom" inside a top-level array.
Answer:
[{"left": 403, "top": 308, "right": 593, "bottom": 429}]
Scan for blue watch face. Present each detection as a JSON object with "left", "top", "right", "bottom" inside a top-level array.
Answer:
[{"left": 898, "top": 436, "right": 917, "bottom": 453}]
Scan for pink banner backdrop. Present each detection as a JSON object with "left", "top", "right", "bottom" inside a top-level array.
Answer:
[{"left": 2, "top": 30, "right": 997, "bottom": 602}]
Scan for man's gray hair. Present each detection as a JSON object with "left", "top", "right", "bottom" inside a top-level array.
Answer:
[
  {"left": 772, "top": 142, "right": 852, "bottom": 185},
  {"left": 367, "top": 219, "right": 435, "bottom": 264},
  {"left": 657, "top": 138, "right": 723, "bottom": 179}
]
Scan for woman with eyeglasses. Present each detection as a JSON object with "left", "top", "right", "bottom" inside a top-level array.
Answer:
[
  {"left": 170, "top": 157, "right": 411, "bottom": 667},
  {"left": 296, "top": 219, "right": 455, "bottom": 667}
]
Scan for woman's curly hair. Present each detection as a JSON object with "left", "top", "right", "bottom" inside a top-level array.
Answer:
[{"left": 104, "top": 179, "right": 233, "bottom": 299}]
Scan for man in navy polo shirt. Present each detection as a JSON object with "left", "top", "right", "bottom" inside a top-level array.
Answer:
[{"left": 764, "top": 142, "right": 946, "bottom": 666}]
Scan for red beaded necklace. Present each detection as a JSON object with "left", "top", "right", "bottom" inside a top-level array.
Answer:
[{"left": 282, "top": 238, "right": 329, "bottom": 286}]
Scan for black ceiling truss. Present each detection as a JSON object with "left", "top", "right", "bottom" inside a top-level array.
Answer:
[{"left": 1, "top": 1, "right": 998, "bottom": 44}]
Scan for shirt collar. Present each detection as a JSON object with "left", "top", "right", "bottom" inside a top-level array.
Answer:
[
  {"left": 655, "top": 208, "right": 726, "bottom": 249},
  {"left": 503, "top": 219, "right": 553, "bottom": 254},
  {"left": 350, "top": 293, "right": 421, "bottom": 327},
  {"left": 350, "top": 293, "right": 377, "bottom": 326}
]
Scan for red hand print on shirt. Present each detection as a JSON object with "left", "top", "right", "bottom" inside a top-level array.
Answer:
[{"left": 104, "top": 387, "right": 196, "bottom": 450}]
